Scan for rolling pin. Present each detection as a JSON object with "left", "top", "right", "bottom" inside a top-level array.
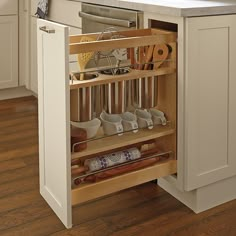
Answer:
[{"left": 74, "top": 156, "right": 160, "bottom": 185}]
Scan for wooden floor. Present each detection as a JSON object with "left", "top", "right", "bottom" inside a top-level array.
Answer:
[{"left": 0, "top": 96, "right": 236, "bottom": 236}]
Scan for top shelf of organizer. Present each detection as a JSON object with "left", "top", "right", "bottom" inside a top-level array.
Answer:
[
  {"left": 69, "top": 28, "right": 177, "bottom": 89},
  {"left": 69, "top": 28, "right": 176, "bottom": 54}
]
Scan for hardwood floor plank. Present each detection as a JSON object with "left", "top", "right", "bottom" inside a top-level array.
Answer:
[
  {"left": 101, "top": 191, "right": 182, "bottom": 233},
  {"left": 169, "top": 202, "right": 236, "bottom": 236},
  {"left": 0, "top": 175, "right": 39, "bottom": 199},
  {"left": 51, "top": 219, "right": 112, "bottom": 236},
  {"left": 0, "top": 145, "right": 38, "bottom": 162},
  {"left": 0, "top": 200, "right": 51, "bottom": 232},
  {"left": 0, "top": 190, "right": 41, "bottom": 214},
  {"left": 0, "top": 213, "right": 65, "bottom": 236},
  {"left": 0, "top": 159, "right": 27, "bottom": 173},
  {"left": 0, "top": 115, "right": 38, "bottom": 129},
  {"left": 0, "top": 137, "right": 38, "bottom": 153},
  {"left": 72, "top": 188, "right": 150, "bottom": 225},
  {"left": 111, "top": 199, "right": 236, "bottom": 236},
  {"left": 0, "top": 123, "right": 38, "bottom": 137},
  {"left": 0, "top": 163, "right": 39, "bottom": 185}
]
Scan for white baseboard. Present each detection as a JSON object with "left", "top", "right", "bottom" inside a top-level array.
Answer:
[{"left": 0, "top": 86, "right": 35, "bottom": 100}]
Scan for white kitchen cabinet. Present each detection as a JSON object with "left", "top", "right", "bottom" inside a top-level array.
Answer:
[
  {"left": 0, "top": 15, "right": 18, "bottom": 89},
  {"left": 185, "top": 15, "right": 236, "bottom": 191},
  {"left": 37, "top": 19, "right": 177, "bottom": 228},
  {"left": 143, "top": 12, "right": 236, "bottom": 214}
]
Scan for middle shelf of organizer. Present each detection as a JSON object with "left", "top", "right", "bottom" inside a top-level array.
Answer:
[{"left": 71, "top": 123, "right": 175, "bottom": 160}]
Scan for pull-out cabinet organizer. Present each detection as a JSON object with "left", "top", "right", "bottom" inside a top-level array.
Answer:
[{"left": 37, "top": 19, "right": 177, "bottom": 228}]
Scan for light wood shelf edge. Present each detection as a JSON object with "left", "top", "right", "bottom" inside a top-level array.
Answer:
[
  {"left": 70, "top": 68, "right": 176, "bottom": 89},
  {"left": 71, "top": 159, "right": 177, "bottom": 206},
  {"left": 69, "top": 30, "right": 176, "bottom": 54},
  {"left": 71, "top": 126, "right": 175, "bottom": 160}
]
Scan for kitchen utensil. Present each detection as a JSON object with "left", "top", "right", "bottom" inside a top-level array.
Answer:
[
  {"left": 153, "top": 44, "right": 169, "bottom": 69},
  {"left": 150, "top": 109, "right": 167, "bottom": 126},
  {"left": 111, "top": 34, "right": 128, "bottom": 74},
  {"left": 70, "top": 126, "right": 87, "bottom": 152},
  {"left": 77, "top": 36, "right": 95, "bottom": 80},
  {"left": 70, "top": 72, "right": 103, "bottom": 122},
  {"left": 135, "top": 109, "right": 153, "bottom": 129},
  {"left": 143, "top": 45, "right": 155, "bottom": 70},
  {"left": 137, "top": 46, "right": 145, "bottom": 70},
  {"left": 71, "top": 118, "right": 101, "bottom": 139},
  {"left": 70, "top": 85, "right": 103, "bottom": 122},
  {"left": 132, "top": 76, "right": 158, "bottom": 109},
  {"left": 100, "top": 111, "right": 123, "bottom": 136},
  {"left": 128, "top": 47, "right": 136, "bottom": 68},
  {"left": 84, "top": 147, "right": 141, "bottom": 173},
  {"left": 120, "top": 112, "right": 138, "bottom": 133},
  {"left": 103, "top": 80, "right": 129, "bottom": 114}
]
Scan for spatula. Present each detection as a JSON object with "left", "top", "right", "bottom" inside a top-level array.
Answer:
[
  {"left": 153, "top": 44, "right": 169, "bottom": 69},
  {"left": 77, "top": 36, "right": 95, "bottom": 80}
]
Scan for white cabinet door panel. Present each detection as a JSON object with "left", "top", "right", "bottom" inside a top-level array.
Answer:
[
  {"left": 30, "top": 17, "right": 38, "bottom": 93},
  {"left": 0, "top": 16, "right": 18, "bottom": 89},
  {"left": 0, "top": 0, "right": 18, "bottom": 15},
  {"left": 37, "top": 19, "right": 72, "bottom": 228},
  {"left": 185, "top": 15, "right": 236, "bottom": 190}
]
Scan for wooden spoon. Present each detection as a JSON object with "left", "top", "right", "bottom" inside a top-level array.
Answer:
[
  {"left": 153, "top": 44, "right": 169, "bottom": 69},
  {"left": 143, "top": 45, "right": 155, "bottom": 70},
  {"left": 77, "top": 36, "right": 95, "bottom": 80}
]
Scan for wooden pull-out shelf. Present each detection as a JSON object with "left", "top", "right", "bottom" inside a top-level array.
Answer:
[
  {"left": 72, "top": 159, "right": 177, "bottom": 205},
  {"left": 70, "top": 26, "right": 177, "bottom": 208},
  {"left": 71, "top": 124, "right": 175, "bottom": 160}
]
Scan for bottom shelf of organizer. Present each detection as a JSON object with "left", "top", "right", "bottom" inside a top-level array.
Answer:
[{"left": 71, "top": 158, "right": 177, "bottom": 205}]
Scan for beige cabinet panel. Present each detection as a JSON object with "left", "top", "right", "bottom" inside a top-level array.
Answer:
[
  {"left": 0, "top": 0, "right": 18, "bottom": 15},
  {"left": 185, "top": 15, "right": 236, "bottom": 190},
  {"left": 0, "top": 15, "right": 18, "bottom": 89}
]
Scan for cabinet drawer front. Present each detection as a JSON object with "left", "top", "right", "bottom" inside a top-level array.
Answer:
[
  {"left": 31, "top": 0, "right": 81, "bottom": 27},
  {"left": 48, "top": 0, "right": 81, "bottom": 28}
]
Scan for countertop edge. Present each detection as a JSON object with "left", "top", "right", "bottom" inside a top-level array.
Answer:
[{"left": 72, "top": 0, "right": 236, "bottom": 17}]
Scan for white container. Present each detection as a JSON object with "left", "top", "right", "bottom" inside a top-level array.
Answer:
[
  {"left": 120, "top": 112, "right": 138, "bottom": 133},
  {"left": 71, "top": 118, "right": 101, "bottom": 139},
  {"left": 150, "top": 109, "right": 167, "bottom": 126},
  {"left": 100, "top": 111, "right": 123, "bottom": 136},
  {"left": 135, "top": 109, "right": 153, "bottom": 129}
]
